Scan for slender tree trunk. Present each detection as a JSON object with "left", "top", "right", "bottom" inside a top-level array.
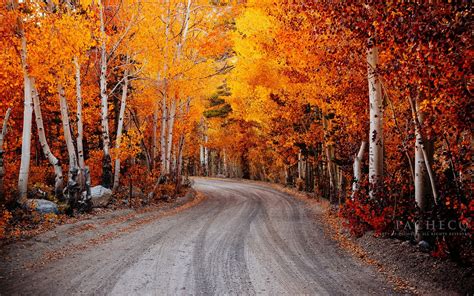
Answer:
[
  {"left": 174, "top": 98, "right": 190, "bottom": 189},
  {"left": 151, "top": 106, "right": 158, "bottom": 170},
  {"left": 223, "top": 148, "right": 228, "bottom": 177},
  {"left": 165, "top": 98, "right": 176, "bottom": 175},
  {"left": 408, "top": 96, "right": 438, "bottom": 205},
  {"left": 113, "top": 67, "right": 129, "bottom": 191},
  {"left": 351, "top": 141, "right": 367, "bottom": 199},
  {"left": 325, "top": 144, "right": 336, "bottom": 202},
  {"left": 414, "top": 111, "right": 429, "bottom": 242},
  {"left": 163, "top": 0, "right": 190, "bottom": 177},
  {"left": 18, "top": 35, "right": 33, "bottom": 204},
  {"left": 58, "top": 84, "right": 78, "bottom": 170},
  {"left": 59, "top": 83, "right": 83, "bottom": 206},
  {"left": 367, "top": 37, "right": 384, "bottom": 198},
  {"left": 204, "top": 135, "right": 209, "bottom": 176},
  {"left": 31, "top": 80, "right": 64, "bottom": 198},
  {"left": 99, "top": 0, "right": 112, "bottom": 188},
  {"left": 160, "top": 92, "right": 168, "bottom": 174},
  {"left": 0, "top": 108, "right": 12, "bottom": 203},
  {"left": 323, "top": 116, "right": 337, "bottom": 202},
  {"left": 176, "top": 0, "right": 191, "bottom": 58},
  {"left": 74, "top": 57, "right": 85, "bottom": 171},
  {"left": 73, "top": 56, "right": 87, "bottom": 197},
  {"left": 176, "top": 137, "right": 185, "bottom": 177},
  {"left": 159, "top": 0, "right": 170, "bottom": 177},
  {"left": 199, "top": 145, "right": 205, "bottom": 175},
  {"left": 297, "top": 152, "right": 302, "bottom": 179}
]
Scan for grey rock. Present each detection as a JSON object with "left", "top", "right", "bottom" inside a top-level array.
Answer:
[
  {"left": 418, "top": 240, "right": 431, "bottom": 252},
  {"left": 90, "top": 185, "right": 113, "bottom": 208},
  {"left": 25, "top": 199, "right": 58, "bottom": 214}
]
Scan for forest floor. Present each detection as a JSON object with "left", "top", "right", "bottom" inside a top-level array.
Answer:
[{"left": 0, "top": 178, "right": 470, "bottom": 295}]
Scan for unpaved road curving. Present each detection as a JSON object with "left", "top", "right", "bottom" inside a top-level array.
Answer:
[{"left": 0, "top": 178, "right": 400, "bottom": 295}]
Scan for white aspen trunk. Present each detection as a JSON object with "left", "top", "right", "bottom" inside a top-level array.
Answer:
[
  {"left": 160, "top": 94, "right": 168, "bottom": 174},
  {"left": 177, "top": 138, "right": 184, "bottom": 176},
  {"left": 99, "top": 0, "right": 112, "bottom": 188},
  {"left": 204, "top": 135, "right": 209, "bottom": 176},
  {"left": 152, "top": 106, "right": 158, "bottom": 170},
  {"left": 175, "top": 98, "right": 190, "bottom": 182},
  {"left": 367, "top": 38, "right": 384, "bottom": 198},
  {"left": 162, "top": 0, "right": 190, "bottom": 177},
  {"left": 58, "top": 84, "right": 78, "bottom": 170},
  {"left": 223, "top": 148, "right": 228, "bottom": 177},
  {"left": 174, "top": 136, "right": 185, "bottom": 195},
  {"left": 18, "top": 35, "right": 33, "bottom": 204},
  {"left": 112, "top": 67, "right": 129, "bottom": 191},
  {"left": 351, "top": 141, "right": 367, "bottom": 199},
  {"left": 323, "top": 116, "right": 336, "bottom": 202},
  {"left": 408, "top": 96, "right": 438, "bottom": 205},
  {"left": 199, "top": 144, "right": 205, "bottom": 174},
  {"left": 171, "top": 146, "right": 177, "bottom": 175},
  {"left": 325, "top": 144, "right": 335, "bottom": 202},
  {"left": 74, "top": 57, "right": 85, "bottom": 171},
  {"left": 159, "top": 0, "right": 170, "bottom": 176},
  {"left": 0, "top": 108, "right": 11, "bottom": 202},
  {"left": 31, "top": 80, "right": 64, "bottom": 198},
  {"left": 165, "top": 98, "right": 176, "bottom": 174},
  {"left": 414, "top": 107, "right": 428, "bottom": 242},
  {"left": 176, "top": 0, "right": 192, "bottom": 58}
]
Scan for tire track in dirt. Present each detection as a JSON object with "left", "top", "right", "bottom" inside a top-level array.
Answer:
[{"left": 0, "top": 179, "right": 400, "bottom": 295}]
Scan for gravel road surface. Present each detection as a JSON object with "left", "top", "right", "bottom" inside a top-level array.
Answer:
[{"left": 0, "top": 178, "right": 398, "bottom": 295}]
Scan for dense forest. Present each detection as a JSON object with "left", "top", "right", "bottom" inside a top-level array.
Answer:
[{"left": 0, "top": 0, "right": 472, "bottom": 262}]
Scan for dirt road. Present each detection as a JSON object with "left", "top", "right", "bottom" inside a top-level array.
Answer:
[{"left": 0, "top": 178, "right": 399, "bottom": 295}]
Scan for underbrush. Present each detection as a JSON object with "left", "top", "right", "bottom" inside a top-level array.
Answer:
[{"left": 339, "top": 178, "right": 473, "bottom": 264}]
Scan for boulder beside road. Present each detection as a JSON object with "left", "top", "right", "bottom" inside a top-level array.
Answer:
[{"left": 90, "top": 185, "right": 113, "bottom": 208}]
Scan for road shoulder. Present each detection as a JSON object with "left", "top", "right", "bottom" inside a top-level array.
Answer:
[{"left": 0, "top": 188, "right": 205, "bottom": 283}]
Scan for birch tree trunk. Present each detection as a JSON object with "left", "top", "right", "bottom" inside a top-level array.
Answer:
[
  {"left": 414, "top": 108, "right": 428, "bottom": 242},
  {"left": 160, "top": 92, "right": 168, "bottom": 175},
  {"left": 325, "top": 144, "right": 336, "bottom": 202},
  {"left": 351, "top": 141, "right": 367, "bottom": 199},
  {"left": 0, "top": 108, "right": 11, "bottom": 203},
  {"left": 367, "top": 37, "right": 384, "bottom": 198},
  {"left": 159, "top": 0, "right": 170, "bottom": 177},
  {"left": 163, "top": 0, "right": 191, "bottom": 177},
  {"left": 199, "top": 144, "right": 205, "bottom": 175},
  {"left": 174, "top": 98, "right": 190, "bottom": 190},
  {"left": 152, "top": 106, "right": 158, "bottom": 170},
  {"left": 322, "top": 116, "right": 337, "bottom": 202},
  {"left": 204, "top": 135, "right": 209, "bottom": 176},
  {"left": 74, "top": 57, "right": 85, "bottom": 171},
  {"left": 223, "top": 148, "right": 228, "bottom": 177},
  {"left": 409, "top": 96, "right": 438, "bottom": 206},
  {"left": 165, "top": 98, "right": 176, "bottom": 175},
  {"left": 31, "top": 80, "right": 64, "bottom": 198},
  {"left": 18, "top": 35, "right": 33, "bottom": 204},
  {"left": 410, "top": 96, "right": 437, "bottom": 241},
  {"left": 58, "top": 84, "right": 78, "bottom": 170},
  {"left": 113, "top": 68, "right": 129, "bottom": 191},
  {"left": 99, "top": 0, "right": 113, "bottom": 188}
]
